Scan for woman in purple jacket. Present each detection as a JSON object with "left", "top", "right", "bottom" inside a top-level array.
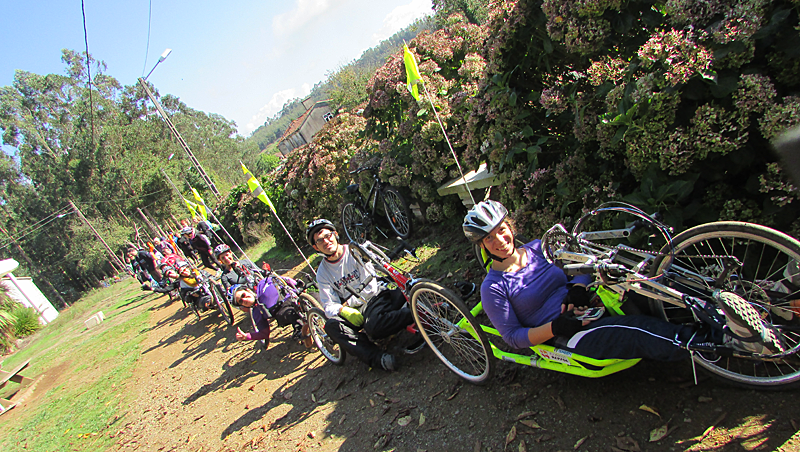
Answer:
[{"left": 462, "top": 200, "right": 771, "bottom": 361}]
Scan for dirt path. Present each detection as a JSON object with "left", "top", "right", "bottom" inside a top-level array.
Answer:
[{"left": 108, "top": 291, "right": 800, "bottom": 452}]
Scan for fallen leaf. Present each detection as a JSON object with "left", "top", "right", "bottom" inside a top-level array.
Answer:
[
  {"left": 419, "top": 413, "right": 426, "bottom": 426},
  {"left": 552, "top": 394, "right": 566, "bottom": 410},
  {"left": 519, "top": 420, "right": 542, "bottom": 429},
  {"left": 639, "top": 405, "right": 660, "bottom": 418},
  {"left": 369, "top": 399, "right": 375, "bottom": 407},
  {"left": 311, "top": 393, "right": 317, "bottom": 402},
  {"left": 516, "top": 411, "right": 536, "bottom": 420},
  {"left": 505, "top": 425, "right": 517, "bottom": 448},
  {"left": 699, "top": 412, "right": 726, "bottom": 441},
  {"left": 283, "top": 391, "right": 293, "bottom": 400},
  {"left": 308, "top": 431, "right": 316, "bottom": 438},
  {"left": 248, "top": 385, "right": 255, "bottom": 391},
  {"left": 446, "top": 388, "right": 460, "bottom": 401},
  {"left": 614, "top": 436, "right": 641, "bottom": 452},
  {"left": 698, "top": 396, "right": 713, "bottom": 403},
  {"left": 375, "top": 391, "right": 385, "bottom": 396},
  {"left": 650, "top": 424, "right": 669, "bottom": 442},
  {"left": 574, "top": 435, "right": 588, "bottom": 449},
  {"left": 518, "top": 440, "right": 526, "bottom": 452},
  {"left": 535, "top": 433, "right": 553, "bottom": 443},
  {"left": 339, "top": 415, "right": 346, "bottom": 425},
  {"left": 398, "top": 416, "right": 412, "bottom": 426},
  {"left": 373, "top": 433, "right": 391, "bottom": 449}
]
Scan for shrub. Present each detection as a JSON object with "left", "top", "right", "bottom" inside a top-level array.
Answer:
[{"left": 10, "top": 305, "right": 42, "bottom": 338}]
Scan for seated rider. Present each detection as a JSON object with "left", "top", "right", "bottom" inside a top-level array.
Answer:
[
  {"left": 181, "top": 226, "right": 218, "bottom": 271},
  {"left": 147, "top": 264, "right": 181, "bottom": 296},
  {"left": 463, "top": 200, "right": 785, "bottom": 359},
  {"left": 127, "top": 246, "right": 161, "bottom": 289},
  {"left": 215, "top": 244, "right": 264, "bottom": 292},
  {"left": 229, "top": 278, "right": 313, "bottom": 348},
  {"left": 176, "top": 260, "right": 214, "bottom": 311},
  {"left": 307, "top": 219, "right": 424, "bottom": 372}
]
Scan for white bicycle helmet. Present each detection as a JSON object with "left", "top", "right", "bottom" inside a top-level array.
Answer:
[{"left": 463, "top": 200, "right": 508, "bottom": 243}]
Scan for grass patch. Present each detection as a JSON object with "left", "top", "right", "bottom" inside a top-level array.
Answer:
[{"left": 0, "top": 279, "right": 152, "bottom": 451}]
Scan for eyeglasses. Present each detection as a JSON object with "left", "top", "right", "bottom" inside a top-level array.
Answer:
[{"left": 314, "top": 232, "right": 335, "bottom": 245}]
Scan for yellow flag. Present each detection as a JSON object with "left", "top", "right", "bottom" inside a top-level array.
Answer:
[
  {"left": 190, "top": 187, "right": 208, "bottom": 221},
  {"left": 183, "top": 198, "right": 199, "bottom": 219},
  {"left": 241, "top": 163, "right": 276, "bottom": 213},
  {"left": 404, "top": 44, "right": 422, "bottom": 101}
]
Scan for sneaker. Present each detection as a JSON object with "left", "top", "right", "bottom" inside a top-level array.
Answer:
[
  {"left": 380, "top": 353, "right": 398, "bottom": 372},
  {"left": 404, "top": 335, "right": 426, "bottom": 355},
  {"left": 716, "top": 291, "right": 785, "bottom": 354},
  {"left": 301, "top": 324, "right": 314, "bottom": 349}
]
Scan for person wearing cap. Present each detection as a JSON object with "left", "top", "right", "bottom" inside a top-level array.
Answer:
[
  {"left": 215, "top": 244, "right": 264, "bottom": 292},
  {"left": 229, "top": 281, "right": 313, "bottom": 349},
  {"left": 306, "top": 219, "right": 423, "bottom": 372},
  {"left": 464, "top": 200, "right": 781, "bottom": 361},
  {"left": 181, "top": 226, "right": 218, "bottom": 271}
]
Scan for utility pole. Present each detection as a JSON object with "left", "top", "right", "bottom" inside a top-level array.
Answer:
[
  {"left": 137, "top": 208, "right": 160, "bottom": 238},
  {"left": 69, "top": 200, "right": 132, "bottom": 276},
  {"left": 138, "top": 78, "right": 221, "bottom": 199}
]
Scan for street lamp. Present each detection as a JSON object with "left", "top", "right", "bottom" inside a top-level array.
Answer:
[{"left": 138, "top": 49, "right": 221, "bottom": 200}]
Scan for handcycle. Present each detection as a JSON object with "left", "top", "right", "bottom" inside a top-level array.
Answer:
[
  {"left": 412, "top": 203, "right": 800, "bottom": 389},
  {"left": 184, "top": 268, "right": 235, "bottom": 327},
  {"left": 305, "top": 240, "right": 453, "bottom": 366},
  {"left": 233, "top": 263, "right": 324, "bottom": 350},
  {"left": 341, "top": 166, "right": 413, "bottom": 244}
]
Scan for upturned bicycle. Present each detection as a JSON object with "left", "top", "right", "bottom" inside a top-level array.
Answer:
[
  {"left": 415, "top": 203, "right": 800, "bottom": 389},
  {"left": 341, "top": 166, "right": 413, "bottom": 244}
]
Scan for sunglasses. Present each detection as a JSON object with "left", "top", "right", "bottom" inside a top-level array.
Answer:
[{"left": 315, "top": 231, "right": 336, "bottom": 245}]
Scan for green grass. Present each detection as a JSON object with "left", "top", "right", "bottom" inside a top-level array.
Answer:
[{"left": 0, "top": 278, "right": 152, "bottom": 452}]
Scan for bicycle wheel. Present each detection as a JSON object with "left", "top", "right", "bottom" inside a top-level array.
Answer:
[
  {"left": 341, "top": 202, "right": 369, "bottom": 244},
  {"left": 189, "top": 299, "right": 201, "bottom": 320},
  {"left": 306, "top": 307, "right": 345, "bottom": 365},
  {"left": 649, "top": 221, "right": 800, "bottom": 389},
  {"left": 214, "top": 285, "right": 234, "bottom": 326},
  {"left": 382, "top": 187, "right": 412, "bottom": 239},
  {"left": 410, "top": 280, "right": 492, "bottom": 385},
  {"left": 297, "top": 292, "right": 323, "bottom": 313}
]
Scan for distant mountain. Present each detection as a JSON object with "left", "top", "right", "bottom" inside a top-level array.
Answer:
[{"left": 247, "top": 16, "right": 435, "bottom": 153}]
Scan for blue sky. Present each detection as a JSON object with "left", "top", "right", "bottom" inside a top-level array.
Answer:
[{"left": 0, "top": 0, "right": 432, "bottom": 137}]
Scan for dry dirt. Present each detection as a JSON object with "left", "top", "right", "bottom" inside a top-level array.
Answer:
[{"left": 101, "top": 283, "right": 800, "bottom": 452}]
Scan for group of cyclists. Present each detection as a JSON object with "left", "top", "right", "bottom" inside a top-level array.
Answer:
[{"left": 127, "top": 201, "right": 785, "bottom": 378}]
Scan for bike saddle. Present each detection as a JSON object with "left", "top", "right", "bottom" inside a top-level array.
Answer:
[
  {"left": 345, "top": 184, "right": 360, "bottom": 194},
  {"left": 454, "top": 281, "right": 477, "bottom": 300}
]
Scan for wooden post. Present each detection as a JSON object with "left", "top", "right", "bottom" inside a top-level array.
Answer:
[{"left": 69, "top": 200, "right": 131, "bottom": 275}]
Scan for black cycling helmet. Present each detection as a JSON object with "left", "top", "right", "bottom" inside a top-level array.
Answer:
[
  {"left": 306, "top": 219, "right": 336, "bottom": 246},
  {"left": 213, "top": 244, "right": 231, "bottom": 257},
  {"left": 463, "top": 200, "right": 509, "bottom": 243}
]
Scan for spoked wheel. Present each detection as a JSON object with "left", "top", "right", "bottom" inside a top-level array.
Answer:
[
  {"left": 297, "top": 293, "right": 323, "bottom": 313},
  {"left": 214, "top": 285, "right": 234, "bottom": 326},
  {"left": 650, "top": 221, "right": 800, "bottom": 389},
  {"left": 382, "top": 187, "right": 412, "bottom": 239},
  {"left": 189, "top": 299, "right": 201, "bottom": 320},
  {"left": 410, "top": 280, "right": 492, "bottom": 385},
  {"left": 307, "top": 307, "right": 345, "bottom": 365},
  {"left": 342, "top": 202, "right": 369, "bottom": 244}
]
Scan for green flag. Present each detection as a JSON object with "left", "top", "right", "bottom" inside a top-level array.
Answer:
[
  {"left": 241, "top": 163, "right": 276, "bottom": 213},
  {"left": 404, "top": 44, "right": 422, "bottom": 101}
]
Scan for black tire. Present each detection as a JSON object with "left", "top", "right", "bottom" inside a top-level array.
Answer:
[
  {"left": 307, "top": 307, "right": 345, "bottom": 365},
  {"left": 213, "top": 285, "right": 234, "bottom": 326},
  {"left": 297, "top": 292, "right": 323, "bottom": 314},
  {"left": 410, "top": 280, "right": 492, "bottom": 385},
  {"left": 382, "top": 186, "right": 412, "bottom": 239},
  {"left": 189, "top": 298, "right": 201, "bottom": 320},
  {"left": 341, "top": 202, "right": 369, "bottom": 244},
  {"left": 649, "top": 221, "right": 800, "bottom": 390}
]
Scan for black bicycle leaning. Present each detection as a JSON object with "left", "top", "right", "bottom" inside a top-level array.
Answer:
[{"left": 341, "top": 166, "right": 413, "bottom": 244}]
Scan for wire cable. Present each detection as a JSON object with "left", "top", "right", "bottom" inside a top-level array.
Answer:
[
  {"left": 81, "top": 0, "right": 95, "bottom": 149},
  {"left": 141, "top": 0, "right": 153, "bottom": 77},
  {"left": 0, "top": 209, "right": 77, "bottom": 251}
]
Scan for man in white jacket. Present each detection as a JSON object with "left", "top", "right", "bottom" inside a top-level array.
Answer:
[{"left": 306, "top": 219, "right": 423, "bottom": 371}]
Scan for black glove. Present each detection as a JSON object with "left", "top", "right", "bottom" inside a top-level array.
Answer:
[
  {"left": 551, "top": 313, "right": 583, "bottom": 337},
  {"left": 563, "top": 285, "right": 591, "bottom": 310}
]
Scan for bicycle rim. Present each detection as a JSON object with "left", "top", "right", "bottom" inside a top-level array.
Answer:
[
  {"left": 410, "top": 280, "right": 492, "bottom": 384},
  {"left": 650, "top": 221, "right": 800, "bottom": 389},
  {"left": 341, "top": 202, "right": 368, "bottom": 244},
  {"left": 215, "top": 285, "right": 234, "bottom": 326},
  {"left": 298, "top": 293, "right": 323, "bottom": 312},
  {"left": 382, "top": 187, "right": 412, "bottom": 238},
  {"left": 307, "top": 307, "right": 345, "bottom": 365}
]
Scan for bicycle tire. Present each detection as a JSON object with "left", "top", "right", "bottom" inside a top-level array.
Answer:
[
  {"left": 341, "top": 202, "right": 369, "bottom": 244},
  {"left": 382, "top": 186, "right": 413, "bottom": 239},
  {"left": 189, "top": 298, "right": 201, "bottom": 320},
  {"left": 297, "top": 292, "right": 323, "bottom": 313},
  {"left": 410, "top": 280, "right": 492, "bottom": 385},
  {"left": 214, "top": 284, "right": 234, "bottom": 326},
  {"left": 306, "top": 307, "right": 345, "bottom": 365},
  {"left": 649, "top": 221, "right": 800, "bottom": 390}
]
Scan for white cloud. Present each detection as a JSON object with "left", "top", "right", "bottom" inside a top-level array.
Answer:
[
  {"left": 244, "top": 83, "right": 314, "bottom": 135},
  {"left": 371, "top": 0, "right": 432, "bottom": 44},
  {"left": 273, "top": 0, "right": 332, "bottom": 37}
]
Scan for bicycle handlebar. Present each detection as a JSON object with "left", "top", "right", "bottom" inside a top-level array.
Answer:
[{"left": 563, "top": 261, "right": 627, "bottom": 276}]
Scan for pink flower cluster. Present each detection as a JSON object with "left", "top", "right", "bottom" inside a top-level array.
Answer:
[
  {"left": 586, "top": 56, "right": 629, "bottom": 86},
  {"left": 638, "top": 29, "right": 713, "bottom": 85}
]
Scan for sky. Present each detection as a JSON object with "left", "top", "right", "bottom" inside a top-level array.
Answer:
[{"left": 0, "top": 0, "right": 433, "bottom": 137}]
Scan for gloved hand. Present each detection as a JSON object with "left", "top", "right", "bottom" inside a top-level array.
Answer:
[
  {"left": 340, "top": 306, "right": 365, "bottom": 327},
  {"left": 550, "top": 313, "right": 583, "bottom": 338},
  {"left": 562, "top": 285, "right": 591, "bottom": 312}
]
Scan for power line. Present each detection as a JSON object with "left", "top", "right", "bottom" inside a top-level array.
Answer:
[
  {"left": 73, "top": 187, "right": 170, "bottom": 205},
  {"left": 141, "top": 0, "right": 153, "bottom": 77},
  {"left": 80, "top": 0, "right": 95, "bottom": 149},
  {"left": 0, "top": 208, "right": 76, "bottom": 251}
]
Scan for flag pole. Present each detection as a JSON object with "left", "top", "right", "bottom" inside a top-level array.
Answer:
[
  {"left": 240, "top": 162, "right": 317, "bottom": 276},
  {"left": 404, "top": 44, "right": 475, "bottom": 205}
]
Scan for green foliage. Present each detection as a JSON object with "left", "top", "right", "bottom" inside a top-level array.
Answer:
[{"left": 9, "top": 304, "right": 41, "bottom": 337}]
